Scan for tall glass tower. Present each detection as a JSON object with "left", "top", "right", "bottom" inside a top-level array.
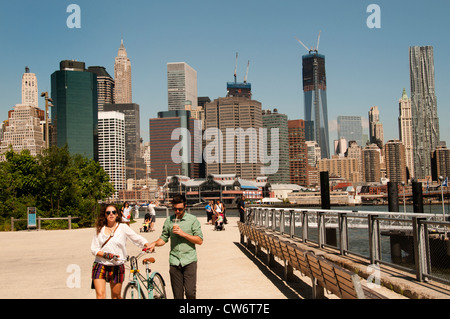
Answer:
[
  {"left": 409, "top": 46, "right": 440, "bottom": 179},
  {"left": 302, "top": 52, "right": 330, "bottom": 159},
  {"left": 51, "top": 60, "right": 98, "bottom": 160}
]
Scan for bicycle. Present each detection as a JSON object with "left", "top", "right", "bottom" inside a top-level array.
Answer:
[{"left": 122, "top": 249, "right": 167, "bottom": 299}]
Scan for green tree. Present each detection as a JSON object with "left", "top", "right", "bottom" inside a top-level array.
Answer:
[
  {"left": 0, "top": 145, "right": 115, "bottom": 230},
  {"left": 0, "top": 149, "right": 40, "bottom": 223}
]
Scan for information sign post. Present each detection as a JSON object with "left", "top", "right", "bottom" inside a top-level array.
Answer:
[{"left": 27, "top": 207, "right": 37, "bottom": 229}]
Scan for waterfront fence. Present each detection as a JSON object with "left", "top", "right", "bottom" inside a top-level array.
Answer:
[
  {"left": 10, "top": 216, "right": 79, "bottom": 231},
  {"left": 248, "top": 207, "right": 450, "bottom": 285}
]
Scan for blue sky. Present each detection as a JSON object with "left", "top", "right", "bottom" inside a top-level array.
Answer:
[{"left": 1, "top": 0, "right": 449, "bottom": 145}]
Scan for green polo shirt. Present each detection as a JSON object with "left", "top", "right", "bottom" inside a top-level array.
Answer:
[{"left": 160, "top": 213, "right": 203, "bottom": 267}]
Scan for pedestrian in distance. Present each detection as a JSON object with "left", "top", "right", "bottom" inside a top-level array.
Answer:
[
  {"left": 205, "top": 200, "right": 213, "bottom": 224},
  {"left": 148, "top": 194, "right": 203, "bottom": 299},
  {"left": 90, "top": 203, "right": 151, "bottom": 299},
  {"left": 238, "top": 195, "right": 246, "bottom": 223},
  {"left": 121, "top": 201, "right": 131, "bottom": 226},
  {"left": 148, "top": 200, "right": 157, "bottom": 231}
]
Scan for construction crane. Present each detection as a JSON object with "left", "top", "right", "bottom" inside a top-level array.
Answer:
[
  {"left": 295, "top": 30, "right": 322, "bottom": 53},
  {"left": 234, "top": 52, "right": 238, "bottom": 83},
  {"left": 244, "top": 60, "right": 250, "bottom": 84}
]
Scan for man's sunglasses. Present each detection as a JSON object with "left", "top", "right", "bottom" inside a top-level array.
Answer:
[{"left": 106, "top": 210, "right": 118, "bottom": 215}]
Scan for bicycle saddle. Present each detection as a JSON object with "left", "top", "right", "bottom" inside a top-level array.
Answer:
[{"left": 143, "top": 257, "right": 156, "bottom": 264}]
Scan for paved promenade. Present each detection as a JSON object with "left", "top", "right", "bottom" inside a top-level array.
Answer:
[{"left": 0, "top": 215, "right": 411, "bottom": 299}]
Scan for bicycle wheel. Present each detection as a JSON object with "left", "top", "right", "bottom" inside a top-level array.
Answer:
[
  {"left": 149, "top": 273, "right": 167, "bottom": 299},
  {"left": 123, "top": 281, "right": 146, "bottom": 299}
]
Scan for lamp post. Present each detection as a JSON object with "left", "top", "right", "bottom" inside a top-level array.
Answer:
[{"left": 40, "top": 92, "right": 53, "bottom": 148}]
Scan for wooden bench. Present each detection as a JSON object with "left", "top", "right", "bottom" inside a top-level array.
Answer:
[
  {"left": 306, "top": 252, "right": 387, "bottom": 299},
  {"left": 237, "top": 223, "right": 387, "bottom": 299}
]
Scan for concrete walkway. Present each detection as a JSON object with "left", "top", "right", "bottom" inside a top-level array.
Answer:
[
  {"left": 0, "top": 215, "right": 413, "bottom": 299},
  {"left": 0, "top": 216, "right": 300, "bottom": 299}
]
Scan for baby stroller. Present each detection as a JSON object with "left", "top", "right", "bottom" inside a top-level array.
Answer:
[
  {"left": 140, "top": 213, "right": 151, "bottom": 232},
  {"left": 214, "top": 213, "right": 225, "bottom": 231}
]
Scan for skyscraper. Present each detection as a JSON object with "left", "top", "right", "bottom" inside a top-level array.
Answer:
[
  {"left": 337, "top": 115, "right": 363, "bottom": 148},
  {"left": 167, "top": 62, "right": 198, "bottom": 111},
  {"left": 98, "top": 111, "right": 125, "bottom": 199},
  {"left": 288, "top": 119, "right": 308, "bottom": 186},
  {"left": 362, "top": 144, "right": 381, "bottom": 183},
  {"left": 431, "top": 145, "right": 450, "bottom": 181},
  {"left": 409, "top": 46, "right": 440, "bottom": 179},
  {"left": 149, "top": 110, "right": 201, "bottom": 185},
  {"left": 103, "top": 103, "right": 145, "bottom": 180},
  {"left": 369, "top": 106, "right": 384, "bottom": 149},
  {"left": 302, "top": 51, "right": 330, "bottom": 159},
  {"left": 87, "top": 66, "right": 115, "bottom": 111},
  {"left": 114, "top": 39, "right": 132, "bottom": 104},
  {"left": 0, "top": 104, "right": 45, "bottom": 158},
  {"left": 204, "top": 84, "right": 263, "bottom": 180},
  {"left": 262, "top": 109, "right": 289, "bottom": 183},
  {"left": 22, "top": 67, "right": 38, "bottom": 108},
  {"left": 384, "top": 139, "right": 407, "bottom": 183},
  {"left": 398, "top": 88, "right": 414, "bottom": 179},
  {"left": 51, "top": 60, "right": 98, "bottom": 160}
]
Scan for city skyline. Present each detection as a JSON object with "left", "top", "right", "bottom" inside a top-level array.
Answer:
[{"left": 1, "top": 1, "right": 449, "bottom": 148}]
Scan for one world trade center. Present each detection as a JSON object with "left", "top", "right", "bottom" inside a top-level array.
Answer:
[{"left": 297, "top": 33, "right": 330, "bottom": 159}]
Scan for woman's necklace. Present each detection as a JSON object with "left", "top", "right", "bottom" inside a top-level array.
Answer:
[{"left": 106, "top": 223, "right": 117, "bottom": 236}]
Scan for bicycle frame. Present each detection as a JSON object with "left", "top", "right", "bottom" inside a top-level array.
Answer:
[{"left": 126, "top": 252, "right": 166, "bottom": 299}]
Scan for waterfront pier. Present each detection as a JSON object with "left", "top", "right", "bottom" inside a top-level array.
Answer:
[{"left": 1, "top": 213, "right": 449, "bottom": 299}]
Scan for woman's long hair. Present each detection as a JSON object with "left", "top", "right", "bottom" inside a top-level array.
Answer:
[{"left": 95, "top": 203, "right": 121, "bottom": 234}]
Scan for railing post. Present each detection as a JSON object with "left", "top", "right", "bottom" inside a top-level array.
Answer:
[
  {"left": 338, "top": 213, "right": 348, "bottom": 255},
  {"left": 264, "top": 208, "right": 268, "bottom": 229},
  {"left": 11, "top": 217, "right": 14, "bottom": 232},
  {"left": 37, "top": 216, "right": 41, "bottom": 230},
  {"left": 413, "top": 217, "right": 430, "bottom": 282},
  {"left": 301, "top": 211, "right": 308, "bottom": 242},
  {"left": 68, "top": 215, "right": 72, "bottom": 230},
  {"left": 368, "top": 215, "right": 380, "bottom": 265},
  {"left": 280, "top": 209, "right": 285, "bottom": 234},
  {"left": 317, "top": 211, "right": 325, "bottom": 248},
  {"left": 271, "top": 209, "right": 276, "bottom": 231},
  {"left": 289, "top": 210, "right": 295, "bottom": 238}
]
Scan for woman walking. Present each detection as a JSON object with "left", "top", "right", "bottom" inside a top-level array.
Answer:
[
  {"left": 90, "top": 203, "right": 151, "bottom": 299},
  {"left": 121, "top": 201, "right": 131, "bottom": 226}
]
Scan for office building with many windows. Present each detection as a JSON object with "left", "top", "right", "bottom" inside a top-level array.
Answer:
[
  {"left": 51, "top": 60, "right": 98, "bottom": 160},
  {"left": 409, "top": 46, "right": 440, "bottom": 179},
  {"left": 98, "top": 111, "right": 125, "bottom": 199},
  {"left": 149, "top": 110, "right": 201, "bottom": 185},
  {"left": 167, "top": 62, "right": 198, "bottom": 111},
  {"left": 398, "top": 88, "right": 414, "bottom": 179},
  {"left": 288, "top": 119, "right": 308, "bottom": 186},
  {"left": 262, "top": 109, "right": 289, "bottom": 183},
  {"left": 337, "top": 115, "right": 363, "bottom": 149}
]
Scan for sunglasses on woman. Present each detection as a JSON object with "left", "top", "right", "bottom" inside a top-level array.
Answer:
[{"left": 106, "top": 210, "right": 118, "bottom": 215}]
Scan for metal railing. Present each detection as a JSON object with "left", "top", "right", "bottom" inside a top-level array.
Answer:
[{"left": 248, "top": 207, "right": 450, "bottom": 285}]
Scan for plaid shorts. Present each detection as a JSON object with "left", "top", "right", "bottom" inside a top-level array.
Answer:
[{"left": 91, "top": 262, "right": 125, "bottom": 284}]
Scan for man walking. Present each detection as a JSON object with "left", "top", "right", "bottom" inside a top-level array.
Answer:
[
  {"left": 148, "top": 194, "right": 203, "bottom": 299},
  {"left": 238, "top": 195, "right": 246, "bottom": 223}
]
